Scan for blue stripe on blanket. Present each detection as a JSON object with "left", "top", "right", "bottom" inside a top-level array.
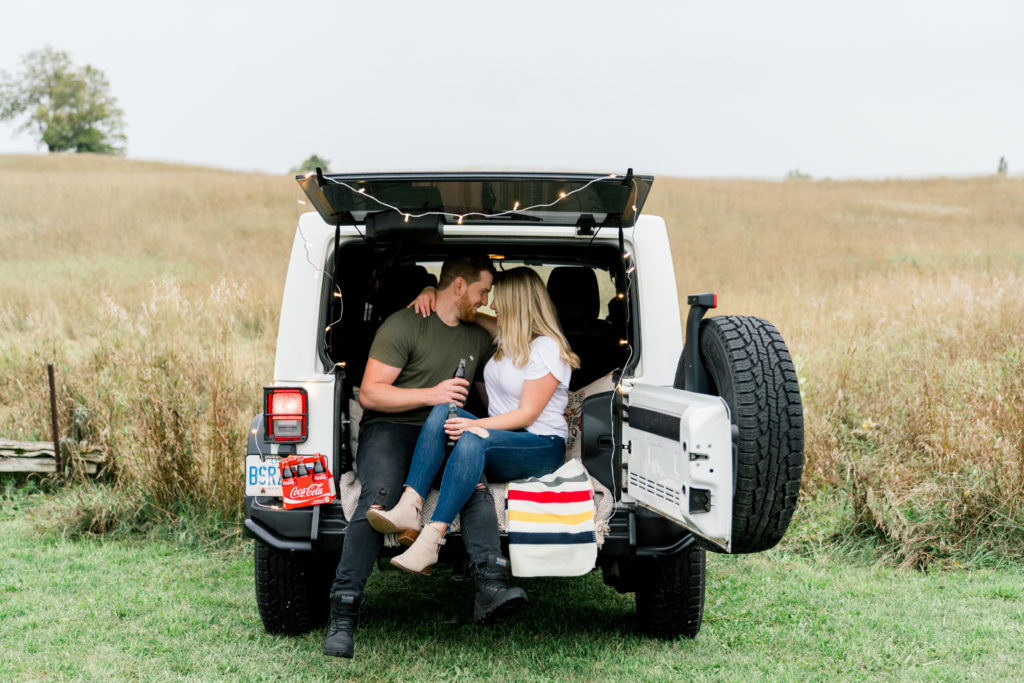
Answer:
[{"left": 507, "top": 531, "right": 596, "bottom": 545}]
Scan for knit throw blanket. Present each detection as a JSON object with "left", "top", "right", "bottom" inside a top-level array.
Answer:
[{"left": 506, "top": 458, "right": 598, "bottom": 577}]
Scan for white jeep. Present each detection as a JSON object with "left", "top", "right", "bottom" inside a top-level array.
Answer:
[{"left": 243, "top": 170, "right": 804, "bottom": 639}]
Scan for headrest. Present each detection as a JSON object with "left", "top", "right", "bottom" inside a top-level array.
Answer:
[
  {"left": 372, "top": 264, "right": 437, "bottom": 319},
  {"left": 547, "top": 267, "right": 599, "bottom": 321}
]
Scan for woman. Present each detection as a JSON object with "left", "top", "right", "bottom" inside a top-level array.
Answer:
[{"left": 366, "top": 267, "right": 580, "bottom": 574}]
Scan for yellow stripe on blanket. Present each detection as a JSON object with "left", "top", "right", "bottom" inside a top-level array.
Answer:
[{"left": 507, "top": 510, "right": 594, "bottom": 525}]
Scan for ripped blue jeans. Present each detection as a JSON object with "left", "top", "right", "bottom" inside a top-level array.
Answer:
[{"left": 405, "top": 403, "right": 566, "bottom": 525}]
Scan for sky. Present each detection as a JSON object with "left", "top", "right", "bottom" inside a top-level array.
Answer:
[{"left": 1, "top": 0, "right": 1021, "bottom": 179}]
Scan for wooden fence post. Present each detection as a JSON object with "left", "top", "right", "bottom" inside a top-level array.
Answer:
[{"left": 47, "top": 363, "right": 62, "bottom": 478}]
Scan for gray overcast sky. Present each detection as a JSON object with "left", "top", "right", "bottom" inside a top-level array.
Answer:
[{"left": 1, "top": 1, "right": 1021, "bottom": 178}]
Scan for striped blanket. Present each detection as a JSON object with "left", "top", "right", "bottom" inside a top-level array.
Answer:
[{"left": 506, "top": 459, "right": 598, "bottom": 577}]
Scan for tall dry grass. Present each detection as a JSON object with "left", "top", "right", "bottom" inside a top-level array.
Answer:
[
  {"left": 648, "top": 176, "right": 1024, "bottom": 566},
  {"left": 2, "top": 155, "right": 1023, "bottom": 563},
  {"left": 0, "top": 154, "right": 296, "bottom": 529}
]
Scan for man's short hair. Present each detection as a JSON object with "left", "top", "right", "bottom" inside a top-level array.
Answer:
[{"left": 438, "top": 255, "right": 496, "bottom": 290}]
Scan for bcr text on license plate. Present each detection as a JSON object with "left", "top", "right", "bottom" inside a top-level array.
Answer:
[{"left": 245, "top": 455, "right": 283, "bottom": 496}]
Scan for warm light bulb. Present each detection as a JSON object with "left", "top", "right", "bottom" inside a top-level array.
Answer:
[
  {"left": 559, "top": 192, "right": 566, "bottom": 198},
  {"left": 619, "top": 339, "right": 628, "bottom": 346},
  {"left": 513, "top": 201, "right": 520, "bottom": 211},
  {"left": 358, "top": 187, "right": 366, "bottom": 193},
  {"left": 404, "top": 214, "right": 410, "bottom": 223},
  {"left": 617, "top": 292, "right": 624, "bottom": 299},
  {"left": 458, "top": 215, "right": 464, "bottom": 225},
  {"left": 622, "top": 250, "right": 632, "bottom": 259}
]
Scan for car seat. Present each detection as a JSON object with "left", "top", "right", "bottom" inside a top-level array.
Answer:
[{"left": 546, "top": 266, "right": 626, "bottom": 390}]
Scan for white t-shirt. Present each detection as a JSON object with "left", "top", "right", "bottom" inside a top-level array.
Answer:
[{"left": 483, "top": 336, "right": 572, "bottom": 439}]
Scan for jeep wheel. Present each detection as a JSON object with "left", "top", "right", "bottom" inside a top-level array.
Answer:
[
  {"left": 254, "top": 542, "right": 338, "bottom": 635},
  {"left": 635, "top": 548, "right": 705, "bottom": 639},
  {"left": 691, "top": 315, "right": 804, "bottom": 554}
]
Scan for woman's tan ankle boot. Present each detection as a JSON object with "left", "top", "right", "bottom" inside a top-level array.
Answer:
[
  {"left": 390, "top": 524, "right": 445, "bottom": 575},
  {"left": 366, "top": 488, "right": 423, "bottom": 545}
]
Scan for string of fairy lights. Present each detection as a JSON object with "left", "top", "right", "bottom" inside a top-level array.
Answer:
[
  {"left": 313, "top": 172, "right": 639, "bottom": 226},
  {"left": 299, "top": 173, "right": 638, "bottom": 342}
]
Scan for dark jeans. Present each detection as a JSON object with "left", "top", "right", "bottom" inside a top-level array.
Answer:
[{"left": 331, "top": 421, "right": 501, "bottom": 596}]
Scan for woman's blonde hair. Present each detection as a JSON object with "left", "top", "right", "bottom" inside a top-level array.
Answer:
[{"left": 492, "top": 267, "right": 581, "bottom": 371}]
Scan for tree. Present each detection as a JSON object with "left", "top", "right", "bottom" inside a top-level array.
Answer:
[
  {"left": 0, "top": 47, "right": 126, "bottom": 154},
  {"left": 291, "top": 154, "right": 330, "bottom": 174}
]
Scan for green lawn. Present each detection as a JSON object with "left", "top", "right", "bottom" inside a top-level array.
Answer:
[{"left": 2, "top": 499, "right": 1022, "bottom": 681}]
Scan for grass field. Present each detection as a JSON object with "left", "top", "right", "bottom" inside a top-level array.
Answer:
[
  {"left": 1, "top": 153, "right": 1023, "bottom": 565},
  {"left": 3, "top": 496, "right": 1023, "bottom": 681},
  {"left": 3, "top": 155, "right": 1024, "bottom": 679}
]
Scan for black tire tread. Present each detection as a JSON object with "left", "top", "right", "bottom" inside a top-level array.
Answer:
[
  {"left": 635, "top": 548, "right": 706, "bottom": 639},
  {"left": 253, "top": 542, "right": 334, "bottom": 635},
  {"left": 699, "top": 315, "right": 804, "bottom": 554}
]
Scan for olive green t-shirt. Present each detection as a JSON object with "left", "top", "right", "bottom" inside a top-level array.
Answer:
[{"left": 360, "top": 307, "right": 494, "bottom": 429}]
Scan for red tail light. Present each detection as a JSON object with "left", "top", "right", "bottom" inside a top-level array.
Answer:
[{"left": 264, "top": 387, "right": 308, "bottom": 443}]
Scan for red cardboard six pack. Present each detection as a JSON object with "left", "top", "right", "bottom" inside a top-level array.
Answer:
[{"left": 279, "top": 454, "right": 335, "bottom": 509}]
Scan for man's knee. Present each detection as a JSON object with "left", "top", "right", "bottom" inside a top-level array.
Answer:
[
  {"left": 464, "top": 482, "right": 495, "bottom": 511},
  {"left": 361, "top": 481, "right": 400, "bottom": 510}
]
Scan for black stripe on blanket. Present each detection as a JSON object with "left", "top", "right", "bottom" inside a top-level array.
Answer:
[{"left": 508, "top": 531, "right": 597, "bottom": 545}]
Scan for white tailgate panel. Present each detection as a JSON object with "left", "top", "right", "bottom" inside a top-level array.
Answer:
[{"left": 624, "top": 384, "right": 733, "bottom": 551}]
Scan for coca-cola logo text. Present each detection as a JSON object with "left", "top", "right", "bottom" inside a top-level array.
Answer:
[{"left": 288, "top": 483, "right": 328, "bottom": 499}]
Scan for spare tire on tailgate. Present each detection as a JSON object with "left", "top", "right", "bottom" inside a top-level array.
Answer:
[{"left": 678, "top": 315, "right": 804, "bottom": 554}]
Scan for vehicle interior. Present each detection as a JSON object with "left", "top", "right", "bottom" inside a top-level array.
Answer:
[{"left": 318, "top": 237, "right": 635, "bottom": 495}]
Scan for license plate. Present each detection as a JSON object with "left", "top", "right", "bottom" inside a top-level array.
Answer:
[{"left": 245, "top": 455, "right": 282, "bottom": 496}]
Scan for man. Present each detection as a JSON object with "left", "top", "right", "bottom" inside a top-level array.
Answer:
[{"left": 324, "top": 255, "right": 527, "bottom": 659}]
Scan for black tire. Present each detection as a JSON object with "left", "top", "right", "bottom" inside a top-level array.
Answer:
[
  {"left": 253, "top": 542, "right": 338, "bottom": 635},
  {"left": 635, "top": 548, "right": 706, "bottom": 639},
  {"left": 691, "top": 315, "right": 804, "bottom": 554}
]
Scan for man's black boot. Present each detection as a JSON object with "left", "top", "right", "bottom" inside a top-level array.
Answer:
[
  {"left": 323, "top": 591, "right": 362, "bottom": 658},
  {"left": 473, "top": 555, "right": 527, "bottom": 625}
]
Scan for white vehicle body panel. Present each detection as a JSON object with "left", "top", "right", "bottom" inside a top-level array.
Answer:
[{"left": 628, "top": 215, "right": 684, "bottom": 387}]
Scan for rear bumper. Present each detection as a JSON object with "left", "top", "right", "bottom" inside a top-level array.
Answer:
[
  {"left": 244, "top": 496, "right": 693, "bottom": 559},
  {"left": 245, "top": 495, "right": 349, "bottom": 553}
]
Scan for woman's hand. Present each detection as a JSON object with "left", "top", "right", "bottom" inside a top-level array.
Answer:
[
  {"left": 407, "top": 286, "right": 437, "bottom": 317},
  {"left": 444, "top": 416, "right": 476, "bottom": 442}
]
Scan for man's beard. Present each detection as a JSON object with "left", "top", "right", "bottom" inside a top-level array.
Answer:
[{"left": 456, "top": 293, "right": 477, "bottom": 322}]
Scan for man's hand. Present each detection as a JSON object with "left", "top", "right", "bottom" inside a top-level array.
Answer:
[{"left": 429, "top": 377, "right": 470, "bottom": 406}]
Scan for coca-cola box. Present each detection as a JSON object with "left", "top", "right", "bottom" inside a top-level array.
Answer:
[{"left": 279, "top": 454, "right": 335, "bottom": 509}]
